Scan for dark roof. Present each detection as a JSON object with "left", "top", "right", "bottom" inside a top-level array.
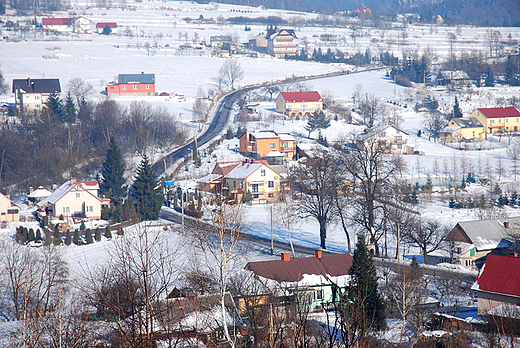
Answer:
[
  {"left": 267, "top": 28, "right": 297, "bottom": 39},
  {"left": 12, "top": 78, "right": 61, "bottom": 94},
  {"left": 451, "top": 117, "right": 483, "bottom": 128},
  {"left": 477, "top": 107, "right": 520, "bottom": 119},
  {"left": 472, "top": 254, "right": 520, "bottom": 298},
  {"left": 117, "top": 73, "right": 155, "bottom": 84},
  {"left": 245, "top": 253, "right": 352, "bottom": 282}
]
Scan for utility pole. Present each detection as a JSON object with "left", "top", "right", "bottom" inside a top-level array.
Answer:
[{"left": 270, "top": 205, "right": 273, "bottom": 255}]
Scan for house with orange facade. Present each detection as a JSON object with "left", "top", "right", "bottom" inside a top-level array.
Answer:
[
  {"left": 275, "top": 91, "right": 323, "bottom": 117},
  {"left": 470, "top": 106, "right": 520, "bottom": 135},
  {"left": 105, "top": 73, "right": 155, "bottom": 96},
  {"left": 239, "top": 131, "right": 296, "bottom": 161}
]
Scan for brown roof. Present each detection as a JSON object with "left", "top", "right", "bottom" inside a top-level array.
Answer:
[{"left": 245, "top": 253, "right": 352, "bottom": 282}]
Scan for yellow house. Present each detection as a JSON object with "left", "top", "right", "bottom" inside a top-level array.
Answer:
[
  {"left": 0, "top": 192, "right": 20, "bottom": 223},
  {"left": 38, "top": 179, "right": 109, "bottom": 220},
  {"left": 447, "top": 117, "right": 485, "bottom": 140},
  {"left": 275, "top": 91, "right": 323, "bottom": 117},
  {"left": 470, "top": 107, "right": 520, "bottom": 134},
  {"left": 224, "top": 162, "right": 281, "bottom": 203}
]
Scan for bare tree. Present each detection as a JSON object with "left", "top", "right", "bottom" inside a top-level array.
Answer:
[
  {"left": 508, "top": 143, "right": 520, "bottom": 181},
  {"left": 402, "top": 218, "right": 449, "bottom": 264},
  {"left": 424, "top": 110, "right": 446, "bottom": 141},
  {"left": 67, "top": 77, "right": 93, "bottom": 106},
  {"left": 291, "top": 148, "right": 341, "bottom": 249},
  {"left": 358, "top": 94, "right": 385, "bottom": 127},
  {"left": 218, "top": 58, "right": 244, "bottom": 90}
]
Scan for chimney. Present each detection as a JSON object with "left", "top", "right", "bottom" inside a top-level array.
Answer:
[
  {"left": 70, "top": 179, "right": 77, "bottom": 185},
  {"left": 6, "top": 194, "right": 10, "bottom": 200},
  {"left": 141, "top": 71, "right": 144, "bottom": 74},
  {"left": 27, "top": 77, "right": 31, "bottom": 86},
  {"left": 315, "top": 250, "right": 322, "bottom": 259},
  {"left": 504, "top": 221, "right": 510, "bottom": 228},
  {"left": 281, "top": 252, "right": 290, "bottom": 261}
]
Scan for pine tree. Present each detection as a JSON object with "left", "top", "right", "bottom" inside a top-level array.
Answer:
[
  {"left": 53, "top": 227, "right": 62, "bottom": 246},
  {"left": 130, "top": 156, "right": 164, "bottom": 220},
  {"left": 95, "top": 227, "right": 101, "bottom": 242},
  {"left": 65, "top": 230, "right": 72, "bottom": 245},
  {"left": 485, "top": 66, "right": 495, "bottom": 87},
  {"left": 80, "top": 220, "right": 86, "bottom": 231},
  {"left": 305, "top": 110, "right": 330, "bottom": 137},
  {"left": 27, "top": 228, "right": 35, "bottom": 242},
  {"left": 85, "top": 228, "right": 93, "bottom": 244},
  {"left": 105, "top": 225, "right": 112, "bottom": 239},
  {"left": 46, "top": 92, "right": 66, "bottom": 121},
  {"left": 101, "top": 137, "right": 126, "bottom": 199},
  {"left": 36, "top": 229, "right": 42, "bottom": 241},
  {"left": 226, "top": 127, "right": 234, "bottom": 139},
  {"left": 341, "top": 236, "right": 386, "bottom": 344},
  {"left": 122, "top": 198, "right": 137, "bottom": 221},
  {"left": 63, "top": 92, "right": 77, "bottom": 123},
  {"left": 452, "top": 97, "right": 463, "bottom": 119},
  {"left": 74, "top": 229, "right": 82, "bottom": 245}
]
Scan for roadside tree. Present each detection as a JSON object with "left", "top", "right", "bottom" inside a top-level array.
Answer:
[{"left": 129, "top": 156, "right": 163, "bottom": 221}]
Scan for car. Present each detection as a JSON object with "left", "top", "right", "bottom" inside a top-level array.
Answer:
[{"left": 159, "top": 92, "right": 170, "bottom": 96}]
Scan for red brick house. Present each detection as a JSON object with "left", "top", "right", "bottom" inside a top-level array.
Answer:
[{"left": 106, "top": 73, "right": 155, "bottom": 96}]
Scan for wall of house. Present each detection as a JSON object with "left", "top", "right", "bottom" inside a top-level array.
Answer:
[
  {"left": 477, "top": 291, "right": 520, "bottom": 316},
  {"left": 54, "top": 191, "right": 103, "bottom": 219},
  {"left": 44, "top": 24, "right": 73, "bottom": 32},
  {"left": 19, "top": 93, "right": 47, "bottom": 112},
  {"left": 256, "top": 138, "right": 280, "bottom": 158},
  {"left": 106, "top": 82, "right": 155, "bottom": 96},
  {"left": 0, "top": 195, "right": 20, "bottom": 222},
  {"left": 246, "top": 166, "right": 280, "bottom": 203}
]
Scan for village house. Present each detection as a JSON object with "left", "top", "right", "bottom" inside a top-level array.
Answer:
[
  {"left": 472, "top": 254, "right": 520, "bottom": 317},
  {"left": 96, "top": 22, "right": 117, "bottom": 34},
  {"left": 72, "top": 17, "right": 92, "bottom": 34},
  {"left": 242, "top": 251, "right": 353, "bottom": 313},
  {"left": 445, "top": 218, "right": 519, "bottom": 269},
  {"left": 38, "top": 179, "right": 109, "bottom": 220},
  {"left": 267, "top": 28, "right": 297, "bottom": 58},
  {"left": 439, "top": 125, "right": 462, "bottom": 143},
  {"left": 27, "top": 186, "right": 53, "bottom": 206},
  {"left": 223, "top": 162, "right": 281, "bottom": 203},
  {"left": 12, "top": 78, "right": 61, "bottom": 112},
  {"left": 42, "top": 17, "right": 74, "bottom": 32},
  {"left": 0, "top": 192, "right": 20, "bottom": 223},
  {"left": 356, "top": 124, "right": 412, "bottom": 155},
  {"left": 446, "top": 117, "right": 485, "bottom": 140},
  {"left": 247, "top": 32, "right": 268, "bottom": 52},
  {"left": 435, "top": 70, "right": 472, "bottom": 87},
  {"left": 239, "top": 130, "right": 296, "bottom": 161},
  {"left": 275, "top": 91, "right": 323, "bottom": 117},
  {"left": 105, "top": 73, "right": 155, "bottom": 96},
  {"left": 470, "top": 106, "right": 520, "bottom": 134}
]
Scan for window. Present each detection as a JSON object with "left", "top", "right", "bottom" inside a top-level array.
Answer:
[
  {"left": 395, "top": 136, "right": 402, "bottom": 141},
  {"left": 261, "top": 169, "right": 266, "bottom": 176},
  {"left": 314, "top": 289, "right": 323, "bottom": 301},
  {"left": 287, "top": 104, "right": 292, "bottom": 109},
  {"left": 269, "top": 143, "right": 276, "bottom": 149},
  {"left": 506, "top": 119, "right": 509, "bottom": 123},
  {"left": 499, "top": 119, "right": 502, "bottom": 124},
  {"left": 146, "top": 85, "right": 150, "bottom": 90},
  {"left": 490, "top": 120, "right": 495, "bottom": 124},
  {"left": 133, "top": 85, "right": 138, "bottom": 90},
  {"left": 76, "top": 193, "right": 81, "bottom": 199},
  {"left": 252, "top": 184, "right": 259, "bottom": 192},
  {"left": 302, "top": 104, "right": 306, "bottom": 110},
  {"left": 268, "top": 181, "right": 274, "bottom": 188},
  {"left": 253, "top": 194, "right": 259, "bottom": 199},
  {"left": 87, "top": 206, "right": 94, "bottom": 212},
  {"left": 7, "top": 209, "right": 18, "bottom": 214},
  {"left": 281, "top": 142, "right": 287, "bottom": 148},
  {"left": 397, "top": 144, "right": 402, "bottom": 149},
  {"left": 233, "top": 180, "right": 236, "bottom": 188},
  {"left": 63, "top": 207, "right": 70, "bottom": 213},
  {"left": 240, "top": 182, "right": 244, "bottom": 189},
  {"left": 268, "top": 193, "right": 274, "bottom": 198},
  {"left": 122, "top": 85, "right": 127, "bottom": 90}
]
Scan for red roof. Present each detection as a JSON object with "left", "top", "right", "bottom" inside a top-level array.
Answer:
[
  {"left": 97, "top": 22, "right": 117, "bottom": 28},
  {"left": 245, "top": 253, "right": 352, "bottom": 282},
  {"left": 42, "top": 18, "right": 73, "bottom": 26},
  {"left": 280, "top": 91, "right": 322, "bottom": 103},
  {"left": 478, "top": 107, "right": 520, "bottom": 119},
  {"left": 473, "top": 254, "right": 520, "bottom": 298}
]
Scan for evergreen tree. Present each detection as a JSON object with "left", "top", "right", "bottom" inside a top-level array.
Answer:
[
  {"left": 122, "top": 198, "right": 137, "bottom": 221},
  {"left": 485, "top": 66, "right": 495, "bottom": 87},
  {"left": 53, "top": 227, "right": 62, "bottom": 246},
  {"left": 74, "top": 229, "right": 82, "bottom": 245},
  {"left": 452, "top": 97, "right": 463, "bottom": 119},
  {"left": 105, "top": 225, "right": 112, "bottom": 239},
  {"left": 63, "top": 92, "right": 77, "bottom": 123},
  {"left": 130, "top": 156, "right": 164, "bottom": 220},
  {"left": 340, "top": 236, "right": 386, "bottom": 346},
  {"left": 305, "top": 110, "right": 330, "bottom": 137},
  {"left": 102, "top": 24, "right": 112, "bottom": 35},
  {"left": 80, "top": 220, "right": 86, "bottom": 231},
  {"left": 95, "top": 227, "right": 101, "bottom": 242},
  {"left": 101, "top": 137, "right": 126, "bottom": 198},
  {"left": 226, "top": 127, "right": 234, "bottom": 139},
  {"left": 45, "top": 92, "right": 66, "bottom": 121},
  {"left": 27, "top": 228, "right": 35, "bottom": 242},
  {"left": 65, "top": 230, "right": 72, "bottom": 245},
  {"left": 36, "top": 229, "right": 42, "bottom": 241},
  {"left": 85, "top": 228, "right": 93, "bottom": 244}
]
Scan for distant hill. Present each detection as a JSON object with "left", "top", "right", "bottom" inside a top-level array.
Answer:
[{"left": 200, "top": 0, "right": 520, "bottom": 27}]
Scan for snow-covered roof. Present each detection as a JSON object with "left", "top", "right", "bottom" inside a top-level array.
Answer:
[
  {"left": 38, "top": 180, "right": 101, "bottom": 207},
  {"left": 278, "top": 133, "right": 295, "bottom": 141},
  {"left": 27, "top": 186, "right": 52, "bottom": 199},
  {"left": 225, "top": 163, "right": 263, "bottom": 179},
  {"left": 357, "top": 124, "right": 408, "bottom": 142},
  {"left": 198, "top": 173, "right": 222, "bottom": 184},
  {"left": 251, "top": 131, "right": 279, "bottom": 139},
  {"left": 450, "top": 218, "right": 520, "bottom": 251},
  {"left": 264, "top": 150, "right": 284, "bottom": 157},
  {"left": 437, "top": 70, "right": 470, "bottom": 80}
]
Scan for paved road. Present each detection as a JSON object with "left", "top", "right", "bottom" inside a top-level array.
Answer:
[{"left": 152, "top": 87, "right": 255, "bottom": 175}]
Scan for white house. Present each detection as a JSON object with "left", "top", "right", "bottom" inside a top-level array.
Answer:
[
  {"left": 357, "top": 124, "right": 412, "bottom": 155},
  {"left": 72, "top": 17, "right": 92, "bottom": 34}
]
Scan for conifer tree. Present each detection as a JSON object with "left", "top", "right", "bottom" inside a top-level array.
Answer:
[
  {"left": 80, "top": 220, "right": 86, "bottom": 231},
  {"left": 340, "top": 236, "right": 386, "bottom": 346},
  {"left": 85, "top": 228, "right": 93, "bottom": 244},
  {"left": 95, "top": 227, "right": 101, "bottom": 242},
  {"left": 74, "top": 229, "right": 82, "bottom": 245},
  {"left": 122, "top": 199, "right": 137, "bottom": 221},
  {"left": 105, "top": 225, "right": 112, "bottom": 239},
  {"left": 65, "top": 230, "right": 72, "bottom": 245},
  {"left": 130, "top": 156, "right": 163, "bottom": 220},
  {"left": 101, "top": 137, "right": 126, "bottom": 199},
  {"left": 452, "top": 97, "right": 463, "bottom": 119},
  {"left": 63, "top": 92, "right": 77, "bottom": 123},
  {"left": 305, "top": 110, "right": 330, "bottom": 137},
  {"left": 27, "top": 228, "right": 35, "bottom": 242},
  {"left": 53, "top": 227, "right": 62, "bottom": 246},
  {"left": 36, "top": 229, "right": 42, "bottom": 241},
  {"left": 46, "top": 92, "right": 66, "bottom": 121},
  {"left": 485, "top": 66, "right": 495, "bottom": 87}
]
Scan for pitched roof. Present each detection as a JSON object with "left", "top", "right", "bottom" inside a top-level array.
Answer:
[
  {"left": 245, "top": 253, "right": 353, "bottom": 283},
  {"left": 225, "top": 163, "right": 263, "bottom": 180},
  {"left": 12, "top": 78, "right": 61, "bottom": 94},
  {"left": 38, "top": 180, "right": 101, "bottom": 207},
  {"left": 96, "top": 22, "right": 117, "bottom": 28},
  {"left": 117, "top": 73, "right": 155, "bottom": 84},
  {"left": 477, "top": 107, "right": 520, "bottom": 119},
  {"left": 437, "top": 70, "right": 470, "bottom": 80},
  {"left": 267, "top": 28, "right": 297, "bottom": 39},
  {"left": 357, "top": 124, "right": 408, "bottom": 142},
  {"left": 451, "top": 117, "right": 483, "bottom": 128},
  {"left": 42, "top": 18, "right": 73, "bottom": 26},
  {"left": 448, "top": 218, "right": 520, "bottom": 251},
  {"left": 27, "top": 186, "right": 53, "bottom": 199},
  {"left": 471, "top": 254, "right": 520, "bottom": 298},
  {"left": 279, "top": 91, "right": 322, "bottom": 103}
]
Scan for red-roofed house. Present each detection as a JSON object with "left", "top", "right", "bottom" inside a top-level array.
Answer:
[
  {"left": 96, "top": 22, "right": 117, "bottom": 34},
  {"left": 471, "top": 254, "right": 520, "bottom": 316},
  {"left": 42, "top": 18, "right": 74, "bottom": 32},
  {"left": 470, "top": 107, "right": 520, "bottom": 134},
  {"left": 38, "top": 179, "right": 109, "bottom": 220},
  {"left": 275, "top": 91, "right": 323, "bottom": 117}
]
